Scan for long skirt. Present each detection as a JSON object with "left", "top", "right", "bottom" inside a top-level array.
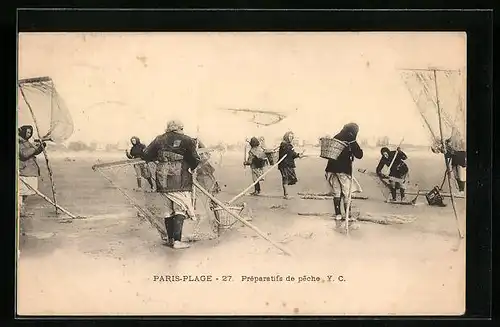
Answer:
[
  {"left": 325, "top": 172, "right": 362, "bottom": 198},
  {"left": 280, "top": 167, "right": 298, "bottom": 185},
  {"left": 251, "top": 167, "right": 264, "bottom": 182}
]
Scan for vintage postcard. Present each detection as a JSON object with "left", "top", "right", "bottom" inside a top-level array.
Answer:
[{"left": 16, "top": 32, "right": 466, "bottom": 315}]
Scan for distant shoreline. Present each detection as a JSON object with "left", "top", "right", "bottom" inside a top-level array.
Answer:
[{"left": 45, "top": 146, "right": 439, "bottom": 161}]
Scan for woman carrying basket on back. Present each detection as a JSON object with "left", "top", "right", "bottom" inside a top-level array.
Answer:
[{"left": 324, "top": 123, "right": 363, "bottom": 229}]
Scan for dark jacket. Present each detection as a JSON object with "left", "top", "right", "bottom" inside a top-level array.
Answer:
[
  {"left": 126, "top": 137, "right": 147, "bottom": 159},
  {"left": 19, "top": 137, "right": 43, "bottom": 177},
  {"left": 447, "top": 151, "right": 466, "bottom": 167},
  {"left": 325, "top": 128, "right": 363, "bottom": 175},
  {"left": 444, "top": 141, "right": 466, "bottom": 167},
  {"left": 142, "top": 131, "right": 201, "bottom": 193},
  {"left": 376, "top": 149, "right": 408, "bottom": 179},
  {"left": 278, "top": 142, "right": 300, "bottom": 170}
]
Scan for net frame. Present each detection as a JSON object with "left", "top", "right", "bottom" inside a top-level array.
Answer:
[
  {"left": 219, "top": 108, "right": 288, "bottom": 126},
  {"left": 399, "top": 68, "right": 466, "bottom": 149},
  {"left": 399, "top": 67, "right": 465, "bottom": 243},
  {"left": 92, "top": 157, "right": 291, "bottom": 256},
  {"left": 92, "top": 157, "right": 222, "bottom": 241},
  {"left": 18, "top": 76, "right": 74, "bottom": 214}
]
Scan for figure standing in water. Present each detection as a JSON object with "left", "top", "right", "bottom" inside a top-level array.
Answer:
[
  {"left": 324, "top": 123, "right": 363, "bottom": 229},
  {"left": 126, "top": 136, "right": 154, "bottom": 191},
  {"left": 18, "top": 125, "right": 45, "bottom": 217},
  {"left": 244, "top": 137, "right": 268, "bottom": 195},
  {"left": 278, "top": 131, "right": 303, "bottom": 199},
  {"left": 142, "top": 120, "right": 201, "bottom": 249},
  {"left": 376, "top": 146, "right": 409, "bottom": 202}
]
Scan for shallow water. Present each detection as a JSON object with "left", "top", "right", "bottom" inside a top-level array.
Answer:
[{"left": 17, "top": 152, "right": 465, "bottom": 315}]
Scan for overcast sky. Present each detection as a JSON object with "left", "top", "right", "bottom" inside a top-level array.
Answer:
[{"left": 18, "top": 32, "right": 466, "bottom": 146}]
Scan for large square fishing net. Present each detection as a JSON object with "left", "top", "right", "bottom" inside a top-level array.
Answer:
[
  {"left": 399, "top": 69, "right": 466, "bottom": 152},
  {"left": 18, "top": 76, "right": 75, "bottom": 212},
  {"left": 92, "top": 155, "right": 225, "bottom": 242}
]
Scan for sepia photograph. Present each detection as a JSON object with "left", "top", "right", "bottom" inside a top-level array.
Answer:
[{"left": 17, "top": 32, "right": 466, "bottom": 315}]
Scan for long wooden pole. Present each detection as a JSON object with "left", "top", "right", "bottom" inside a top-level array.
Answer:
[
  {"left": 406, "top": 190, "right": 465, "bottom": 199},
  {"left": 92, "top": 158, "right": 144, "bottom": 170},
  {"left": 387, "top": 137, "right": 405, "bottom": 172},
  {"left": 228, "top": 154, "right": 288, "bottom": 205},
  {"left": 433, "top": 69, "right": 463, "bottom": 240},
  {"left": 92, "top": 150, "right": 215, "bottom": 171},
  {"left": 192, "top": 178, "right": 292, "bottom": 256},
  {"left": 344, "top": 172, "right": 354, "bottom": 236},
  {"left": 20, "top": 178, "right": 80, "bottom": 219},
  {"left": 19, "top": 84, "right": 59, "bottom": 213},
  {"left": 243, "top": 140, "right": 248, "bottom": 178},
  {"left": 193, "top": 136, "right": 199, "bottom": 209}
]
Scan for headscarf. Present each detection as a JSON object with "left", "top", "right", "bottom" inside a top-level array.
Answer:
[
  {"left": 166, "top": 120, "right": 184, "bottom": 133},
  {"left": 130, "top": 136, "right": 141, "bottom": 145},
  {"left": 249, "top": 137, "right": 260, "bottom": 147},
  {"left": 18, "top": 125, "right": 33, "bottom": 140},
  {"left": 283, "top": 131, "right": 294, "bottom": 143},
  {"left": 341, "top": 123, "right": 359, "bottom": 140},
  {"left": 380, "top": 147, "right": 390, "bottom": 156}
]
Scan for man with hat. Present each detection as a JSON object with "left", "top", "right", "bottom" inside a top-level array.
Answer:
[{"left": 142, "top": 119, "right": 201, "bottom": 249}]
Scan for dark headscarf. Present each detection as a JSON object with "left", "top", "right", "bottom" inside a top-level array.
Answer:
[
  {"left": 340, "top": 123, "right": 359, "bottom": 140},
  {"left": 249, "top": 137, "right": 260, "bottom": 148},
  {"left": 380, "top": 147, "right": 390, "bottom": 156},
  {"left": 129, "top": 136, "right": 146, "bottom": 158},
  {"left": 18, "top": 125, "right": 33, "bottom": 140},
  {"left": 130, "top": 136, "right": 141, "bottom": 145}
]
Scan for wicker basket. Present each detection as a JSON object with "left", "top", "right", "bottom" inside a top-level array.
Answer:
[
  {"left": 320, "top": 138, "right": 347, "bottom": 160},
  {"left": 265, "top": 150, "right": 279, "bottom": 165},
  {"left": 213, "top": 204, "right": 245, "bottom": 229}
]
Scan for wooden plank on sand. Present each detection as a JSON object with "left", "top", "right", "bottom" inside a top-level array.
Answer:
[
  {"left": 299, "top": 193, "right": 368, "bottom": 200},
  {"left": 297, "top": 212, "right": 417, "bottom": 224},
  {"left": 406, "top": 191, "right": 465, "bottom": 199}
]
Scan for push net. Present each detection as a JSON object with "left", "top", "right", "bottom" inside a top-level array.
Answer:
[
  {"left": 222, "top": 108, "right": 288, "bottom": 127},
  {"left": 399, "top": 69, "right": 466, "bottom": 152},
  {"left": 18, "top": 76, "right": 74, "bottom": 144},
  {"left": 18, "top": 76, "right": 75, "bottom": 211},
  {"left": 92, "top": 153, "right": 228, "bottom": 242}
]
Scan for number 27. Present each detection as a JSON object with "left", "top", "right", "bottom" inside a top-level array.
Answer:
[{"left": 222, "top": 275, "right": 232, "bottom": 281}]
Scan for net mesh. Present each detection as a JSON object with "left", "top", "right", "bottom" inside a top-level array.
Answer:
[
  {"left": 224, "top": 109, "right": 287, "bottom": 127},
  {"left": 18, "top": 77, "right": 74, "bottom": 144},
  {"left": 94, "top": 158, "right": 224, "bottom": 242},
  {"left": 400, "top": 69, "right": 466, "bottom": 151}
]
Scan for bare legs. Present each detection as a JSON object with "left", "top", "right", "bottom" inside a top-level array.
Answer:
[{"left": 282, "top": 183, "right": 290, "bottom": 199}]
